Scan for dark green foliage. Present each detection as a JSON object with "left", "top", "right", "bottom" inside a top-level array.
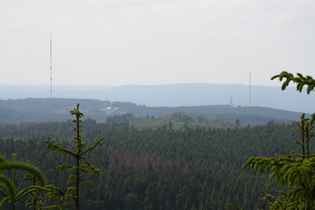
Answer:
[
  {"left": 2, "top": 98, "right": 311, "bottom": 209},
  {"left": 23, "top": 164, "right": 45, "bottom": 210},
  {"left": 271, "top": 71, "right": 315, "bottom": 94},
  {"left": 243, "top": 116, "right": 315, "bottom": 209},
  {"left": 0, "top": 119, "right": 302, "bottom": 209},
  {"left": 0, "top": 154, "right": 47, "bottom": 210},
  {"left": 243, "top": 72, "right": 315, "bottom": 209},
  {"left": 106, "top": 113, "right": 135, "bottom": 123},
  {"left": 170, "top": 112, "right": 192, "bottom": 123},
  {"left": 44, "top": 104, "right": 104, "bottom": 209},
  {"left": 129, "top": 112, "right": 234, "bottom": 129}
]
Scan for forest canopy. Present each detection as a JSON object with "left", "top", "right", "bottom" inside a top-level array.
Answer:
[
  {"left": 1, "top": 71, "right": 313, "bottom": 209},
  {"left": 0, "top": 117, "right": 301, "bottom": 209}
]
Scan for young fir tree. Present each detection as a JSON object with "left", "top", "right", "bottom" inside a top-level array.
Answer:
[
  {"left": 22, "top": 162, "right": 42, "bottom": 210},
  {"left": 44, "top": 104, "right": 104, "bottom": 210},
  {"left": 0, "top": 154, "right": 47, "bottom": 210},
  {"left": 242, "top": 71, "right": 315, "bottom": 209}
]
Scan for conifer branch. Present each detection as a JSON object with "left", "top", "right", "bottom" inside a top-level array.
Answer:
[
  {"left": 271, "top": 71, "right": 315, "bottom": 94},
  {"left": 243, "top": 72, "right": 315, "bottom": 208},
  {"left": 0, "top": 174, "right": 14, "bottom": 199},
  {"left": 0, "top": 161, "right": 46, "bottom": 186}
]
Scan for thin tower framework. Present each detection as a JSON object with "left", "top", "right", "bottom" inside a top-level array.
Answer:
[{"left": 50, "top": 35, "right": 52, "bottom": 99}]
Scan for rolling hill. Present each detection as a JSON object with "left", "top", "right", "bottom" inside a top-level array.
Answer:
[
  {"left": 1, "top": 83, "right": 314, "bottom": 113},
  {"left": 0, "top": 98, "right": 306, "bottom": 126}
]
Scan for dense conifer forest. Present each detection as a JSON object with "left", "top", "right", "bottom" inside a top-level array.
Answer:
[
  {"left": 0, "top": 116, "right": 302, "bottom": 209},
  {"left": 2, "top": 71, "right": 314, "bottom": 209},
  {"left": 0, "top": 98, "right": 303, "bottom": 125}
]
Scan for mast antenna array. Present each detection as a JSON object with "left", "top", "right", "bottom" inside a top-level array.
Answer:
[{"left": 50, "top": 35, "right": 53, "bottom": 99}]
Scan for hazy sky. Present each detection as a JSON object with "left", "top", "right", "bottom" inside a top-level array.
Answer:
[{"left": 1, "top": 0, "right": 314, "bottom": 86}]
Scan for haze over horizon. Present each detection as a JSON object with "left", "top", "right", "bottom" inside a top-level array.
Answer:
[{"left": 1, "top": 0, "right": 315, "bottom": 87}]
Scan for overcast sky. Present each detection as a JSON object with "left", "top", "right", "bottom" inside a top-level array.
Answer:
[{"left": 1, "top": 0, "right": 314, "bottom": 86}]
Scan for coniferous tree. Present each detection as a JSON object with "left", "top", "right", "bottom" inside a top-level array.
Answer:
[
  {"left": 243, "top": 71, "right": 315, "bottom": 209},
  {"left": 23, "top": 160, "right": 47, "bottom": 210},
  {"left": 44, "top": 104, "right": 104, "bottom": 209},
  {"left": 0, "top": 154, "right": 47, "bottom": 210}
]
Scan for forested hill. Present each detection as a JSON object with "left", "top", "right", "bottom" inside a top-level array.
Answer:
[
  {"left": 1, "top": 83, "right": 315, "bottom": 113},
  {"left": 0, "top": 98, "right": 304, "bottom": 125}
]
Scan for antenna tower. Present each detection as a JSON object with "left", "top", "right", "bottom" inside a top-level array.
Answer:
[
  {"left": 50, "top": 35, "right": 53, "bottom": 99},
  {"left": 249, "top": 72, "right": 251, "bottom": 106}
]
